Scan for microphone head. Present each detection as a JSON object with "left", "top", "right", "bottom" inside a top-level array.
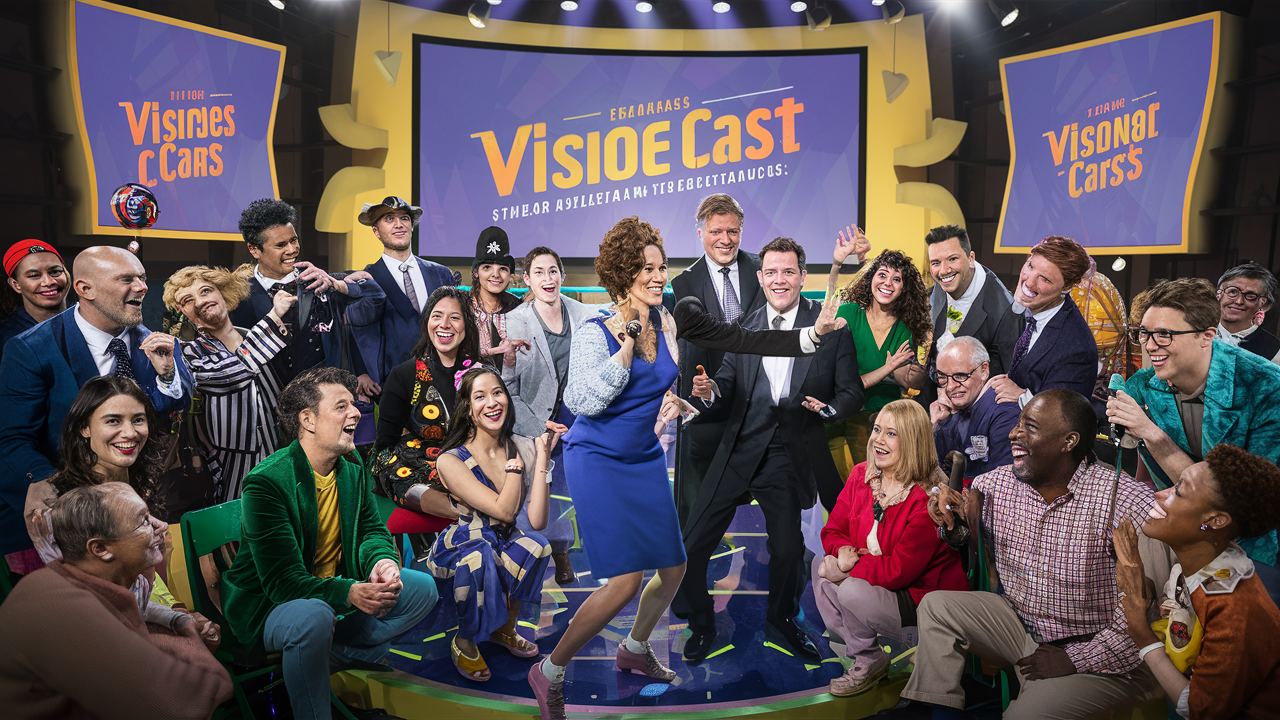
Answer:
[{"left": 1108, "top": 373, "right": 1127, "bottom": 392}]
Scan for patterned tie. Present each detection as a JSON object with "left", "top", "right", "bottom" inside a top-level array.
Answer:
[
  {"left": 107, "top": 338, "right": 134, "bottom": 381},
  {"left": 1009, "top": 312, "right": 1038, "bottom": 372},
  {"left": 719, "top": 266, "right": 741, "bottom": 324},
  {"left": 772, "top": 314, "right": 785, "bottom": 330},
  {"left": 400, "top": 262, "right": 422, "bottom": 314}
]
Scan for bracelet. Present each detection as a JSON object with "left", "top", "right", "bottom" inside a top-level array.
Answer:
[
  {"left": 1138, "top": 641, "right": 1164, "bottom": 661},
  {"left": 538, "top": 458, "right": 556, "bottom": 483}
]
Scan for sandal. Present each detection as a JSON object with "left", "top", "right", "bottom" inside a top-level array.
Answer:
[
  {"left": 451, "top": 636, "right": 491, "bottom": 682},
  {"left": 490, "top": 627, "right": 541, "bottom": 658}
]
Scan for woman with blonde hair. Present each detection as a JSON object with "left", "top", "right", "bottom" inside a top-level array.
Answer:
[
  {"left": 164, "top": 265, "right": 295, "bottom": 501},
  {"left": 813, "top": 399, "right": 967, "bottom": 697}
]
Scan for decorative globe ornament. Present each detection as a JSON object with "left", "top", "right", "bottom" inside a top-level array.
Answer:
[{"left": 110, "top": 183, "right": 160, "bottom": 230}]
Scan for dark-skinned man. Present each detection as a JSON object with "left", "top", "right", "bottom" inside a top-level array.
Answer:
[{"left": 902, "top": 389, "right": 1163, "bottom": 718}]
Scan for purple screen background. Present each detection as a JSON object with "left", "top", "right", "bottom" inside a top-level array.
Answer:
[{"left": 416, "top": 41, "right": 863, "bottom": 259}]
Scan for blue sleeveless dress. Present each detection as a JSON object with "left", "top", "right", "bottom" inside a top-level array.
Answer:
[
  {"left": 426, "top": 446, "right": 552, "bottom": 641},
  {"left": 562, "top": 318, "right": 686, "bottom": 579}
]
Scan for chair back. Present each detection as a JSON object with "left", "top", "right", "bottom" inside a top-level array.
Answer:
[{"left": 180, "top": 500, "right": 242, "bottom": 621}]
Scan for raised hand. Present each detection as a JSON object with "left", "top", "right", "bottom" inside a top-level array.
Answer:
[
  {"left": 138, "top": 331, "right": 177, "bottom": 378},
  {"left": 834, "top": 225, "right": 871, "bottom": 265},
  {"left": 815, "top": 298, "right": 849, "bottom": 336},
  {"left": 270, "top": 289, "right": 297, "bottom": 320},
  {"left": 294, "top": 261, "right": 336, "bottom": 294}
]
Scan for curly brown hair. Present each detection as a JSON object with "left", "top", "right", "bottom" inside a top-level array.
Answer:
[
  {"left": 595, "top": 216, "right": 667, "bottom": 302},
  {"left": 1205, "top": 444, "right": 1280, "bottom": 539},
  {"left": 837, "top": 249, "right": 933, "bottom": 347},
  {"left": 51, "top": 376, "right": 169, "bottom": 516}
]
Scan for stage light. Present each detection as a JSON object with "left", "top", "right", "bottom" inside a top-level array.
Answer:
[
  {"left": 268, "top": 0, "right": 285, "bottom": 9},
  {"left": 988, "top": 0, "right": 1019, "bottom": 27},
  {"left": 882, "top": 0, "right": 905, "bottom": 24},
  {"left": 561, "top": 0, "right": 578, "bottom": 10},
  {"left": 806, "top": 1, "right": 831, "bottom": 30},
  {"left": 872, "top": 0, "right": 885, "bottom": 5},
  {"left": 1111, "top": 257, "right": 1127, "bottom": 272},
  {"left": 713, "top": 2, "right": 731, "bottom": 13},
  {"left": 790, "top": 1, "right": 808, "bottom": 11},
  {"left": 636, "top": 1, "right": 653, "bottom": 12},
  {"left": 488, "top": 0, "right": 502, "bottom": 4},
  {"left": 468, "top": 0, "right": 491, "bottom": 27}
]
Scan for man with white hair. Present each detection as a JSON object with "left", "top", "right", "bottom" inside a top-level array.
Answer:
[{"left": 930, "top": 336, "right": 1020, "bottom": 484}]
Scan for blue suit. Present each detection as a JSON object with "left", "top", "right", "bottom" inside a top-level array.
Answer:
[
  {"left": 0, "top": 305, "right": 193, "bottom": 554},
  {"left": 933, "top": 387, "right": 1021, "bottom": 481},
  {"left": 349, "top": 257, "right": 455, "bottom": 385},
  {"left": 0, "top": 306, "right": 38, "bottom": 365},
  {"left": 1008, "top": 296, "right": 1098, "bottom": 401}
]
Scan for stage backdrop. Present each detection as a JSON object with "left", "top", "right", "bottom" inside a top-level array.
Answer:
[
  {"left": 414, "top": 39, "right": 865, "bottom": 259},
  {"left": 996, "top": 12, "right": 1238, "bottom": 255},
  {"left": 62, "top": 0, "right": 284, "bottom": 240}
]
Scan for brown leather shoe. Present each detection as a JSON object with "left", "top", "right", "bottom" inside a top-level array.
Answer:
[{"left": 552, "top": 551, "right": 575, "bottom": 585}]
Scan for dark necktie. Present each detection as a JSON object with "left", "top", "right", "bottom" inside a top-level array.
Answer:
[
  {"left": 400, "top": 262, "right": 422, "bottom": 314},
  {"left": 719, "top": 266, "right": 741, "bottom": 323},
  {"left": 107, "top": 338, "right": 134, "bottom": 380},
  {"left": 1009, "top": 312, "right": 1037, "bottom": 372},
  {"left": 772, "top": 314, "right": 785, "bottom": 331}
]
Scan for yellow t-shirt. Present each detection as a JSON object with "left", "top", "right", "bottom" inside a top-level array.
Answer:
[{"left": 313, "top": 469, "right": 342, "bottom": 579}]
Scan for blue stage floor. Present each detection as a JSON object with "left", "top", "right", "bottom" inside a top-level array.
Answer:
[{"left": 381, "top": 501, "right": 917, "bottom": 712}]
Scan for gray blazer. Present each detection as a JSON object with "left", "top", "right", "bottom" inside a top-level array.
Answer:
[{"left": 503, "top": 297, "right": 609, "bottom": 437}]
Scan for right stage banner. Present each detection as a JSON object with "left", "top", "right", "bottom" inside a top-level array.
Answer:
[{"left": 996, "top": 12, "right": 1237, "bottom": 255}]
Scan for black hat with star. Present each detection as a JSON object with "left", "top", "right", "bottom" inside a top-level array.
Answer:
[{"left": 472, "top": 226, "right": 514, "bottom": 272}]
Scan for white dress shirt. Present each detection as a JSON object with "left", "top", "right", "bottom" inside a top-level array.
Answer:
[
  {"left": 704, "top": 254, "right": 740, "bottom": 313},
  {"left": 1014, "top": 298, "right": 1066, "bottom": 408},
  {"left": 763, "top": 304, "right": 799, "bottom": 405},
  {"left": 381, "top": 254, "right": 429, "bottom": 312},
  {"left": 1215, "top": 322, "right": 1280, "bottom": 364},
  {"left": 935, "top": 262, "right": 988, "bottom": 353},
  {"left": 253, "top": 265, "right": 298, "bottom": 292},
  {"left": 73, "top": 306, "right": 182, "bottom": 398}
]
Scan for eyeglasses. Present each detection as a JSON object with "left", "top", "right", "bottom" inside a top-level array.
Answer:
[
  {"left": 932, "top": 365, "right": 981, "bottom": 387},
  {"left": 1128, "top": 327, "right": 1206, "bottom": 347},
  {"left": 1219, "top": 286, "right": 1265, "bottom": 303}
]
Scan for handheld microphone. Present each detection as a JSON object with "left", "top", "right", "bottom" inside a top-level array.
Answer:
[{"left": 1106, "top": 373, "right": 1139, "bottom": 448}]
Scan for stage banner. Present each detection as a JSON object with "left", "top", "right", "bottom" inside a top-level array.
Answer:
[
  {"left": 415, "top": 38, "right": 865, "bottom": 259},
  {"left": 996, "top": 13, "right": 1228, "bottom": 255},
  {"left": 69, "top": 0, "right": 284, "bottom": 240}
]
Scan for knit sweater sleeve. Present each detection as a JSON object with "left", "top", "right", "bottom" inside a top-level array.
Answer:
[{"left": 563, "top": 321, "right": 630, "bottom": 417}]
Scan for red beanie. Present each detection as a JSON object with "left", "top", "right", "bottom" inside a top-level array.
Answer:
[{"left": 4, "top": 239, "right": 64, "bottom": 277}]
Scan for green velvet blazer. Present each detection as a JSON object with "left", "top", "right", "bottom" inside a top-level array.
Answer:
[
  {"left": 220, "top": 441, "right": 398, "bottom": 653},
  {"left": 1125, "top": 340, "right": 1280, "bottom": 565}
]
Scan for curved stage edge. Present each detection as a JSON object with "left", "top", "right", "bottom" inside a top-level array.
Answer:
[{"left": 333, "top": 669, "right": 910, "bottom": 719}]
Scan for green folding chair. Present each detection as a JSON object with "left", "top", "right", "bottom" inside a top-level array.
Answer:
[
  {"left": 967, "top": 516, "right": 1012, "bottom": 712},
  {"left": 181, "top": 501, "right": 357, "bottom": 720}
]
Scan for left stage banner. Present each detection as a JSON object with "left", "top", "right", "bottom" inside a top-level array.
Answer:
[{"left": 67, "top": 0, "right": 284, "bottom": 240}]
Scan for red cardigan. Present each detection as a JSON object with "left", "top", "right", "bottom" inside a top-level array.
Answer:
[{"left": 821, "top": 463, "right": 969, "bottom": 606}]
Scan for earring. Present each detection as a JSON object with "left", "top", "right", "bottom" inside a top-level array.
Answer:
[{"left": 1200, "top": 523, "right": 1209, "bottom": 531}]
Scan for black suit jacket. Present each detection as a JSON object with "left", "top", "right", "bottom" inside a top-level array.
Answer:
[
  {"left": 672, "top": 251, "right": 763, "bottom": 425},
  {"left": 687, "top": 298, "right": 862, "bottom": 527},
  {"left": 1008, "top": 295, "right": 1098, "bottom": 400}
]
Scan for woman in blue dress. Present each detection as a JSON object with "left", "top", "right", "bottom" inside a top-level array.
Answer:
[
  {"left": 528, "top": 217, "right": 693, "bottom": 720},
  {"left": 430, "top": 365, "right": 557, "bottom": 682}
]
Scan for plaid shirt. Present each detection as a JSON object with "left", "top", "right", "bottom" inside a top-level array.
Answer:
[{"left": 973, "top": 460, "right": 1155, "bottom": 674}]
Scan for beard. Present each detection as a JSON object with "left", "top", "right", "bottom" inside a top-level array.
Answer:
[
  {"left": 98, "top": 298, "right": 143, "bottom": 329},
  {"left": 195, "top": 303, "right": 224, "bottom": 327}
]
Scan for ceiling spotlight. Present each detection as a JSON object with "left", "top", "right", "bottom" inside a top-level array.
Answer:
[
  {"left": 561, "top": 0, "right": 578, "bottom": 10},
  {"left": 636, "top": 1, "right": 653, "bottom": 12},
  {"left": 468, "top": 0, "right": 490, "bottom": 27},
  {"left": 268, "top": 0, "right": 285, "bottom": 8},
  {"left": 791, "top": 1, "right": 808, "bottom": 11},
  {"left": 712, "top": 1, "right": 731, "bottom": 13},
  {"left": 882, "top": 0, "right": 905, "bottom": 24},
  {"left": 872, "top": 0, "right": 885, "bottom": 5},
  {"left": 988, "top": 0, "right": 1019, "bottom": 27},
  {"left": 1111, "top": 257, "right": 1127, "bottom": 272},
  {"left": 806, "top": 1, "right": 831, "bottom": 30},
  {"left": 487, "top": 0, "right": 501, "bottom": 4}
]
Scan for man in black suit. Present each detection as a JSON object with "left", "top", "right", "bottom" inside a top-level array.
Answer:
[
  {"left": 672, "top": 193, "right": 764, "bottom": 524},
  {"left": 229, "top": 199, "right": 382, "bottom": 386},
  {"left": 926, "top": 225, "right": 1019, "bottom": 374},
  {"left": 674, "top": 238, "right": 863, "bottom": 664}
]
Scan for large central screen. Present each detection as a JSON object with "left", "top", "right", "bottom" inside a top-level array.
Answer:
[{"left": 414, "top": 37, "right": 865, "bottom": 260}]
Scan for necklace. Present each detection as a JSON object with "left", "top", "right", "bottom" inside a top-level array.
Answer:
[{"left": 870, "top": 471, "right": 911, "bottom": 522}]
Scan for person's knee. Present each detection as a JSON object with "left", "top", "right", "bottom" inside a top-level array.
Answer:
[
  {"left": 269, "top": 598, "right": 336, "bottom": 648},
  {"left": 609, "top": 572, "right": 644, "bottom": 600},
  {"left": 834, "top": 576, "right": 877, "bottom": 607},
  {"left": 399, "top": 568, "right": 439, "bottom": 616},
  {"left": 658, "top": 562, "right": 685, "bottom": 586}
]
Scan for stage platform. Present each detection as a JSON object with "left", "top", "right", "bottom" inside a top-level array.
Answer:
[{"left": 331, "top": 501, "right": 918, "bottom": 719}]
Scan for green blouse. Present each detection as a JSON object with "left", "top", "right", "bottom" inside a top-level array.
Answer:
[{"left": 836, "top": 302, "right": 913, "bottom": 411}]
